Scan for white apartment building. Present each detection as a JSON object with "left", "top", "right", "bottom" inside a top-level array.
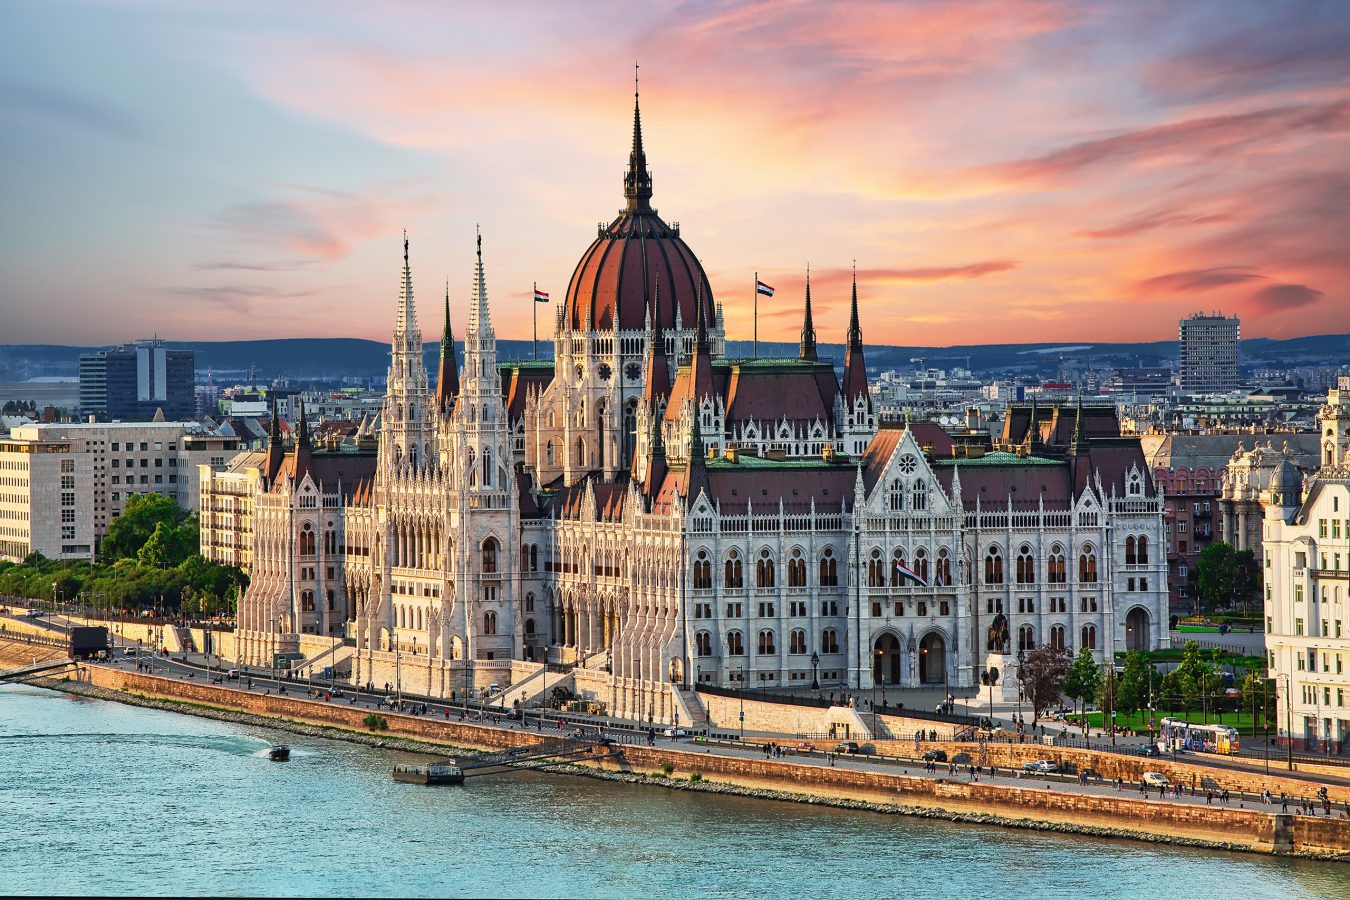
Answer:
[
  {"left": 0, "top": 421, "right": 237, "bottom": 563},
  {"left": 1264, "top": 376, "right": 1350, "bottom": 754}
]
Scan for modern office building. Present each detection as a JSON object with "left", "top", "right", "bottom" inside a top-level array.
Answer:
[
  {"left": 0, "top": 421, "right": 236, "bottom": 562},
  {"left": 1178, "top": 313, "right": 1240, "bottom": 392},
  {"left": 79, "top": 339, "right": 195, "bottom": 421}
]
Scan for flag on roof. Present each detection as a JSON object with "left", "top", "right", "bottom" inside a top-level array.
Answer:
[
  {"left": 893, "top": 559, "right": 927, "bottom": 587},
  {"left": 755, "top": 280, "right": 775, "bottom": 298},
  {"left": 534, "top": 288, "right": 550, "bottom": 303}
]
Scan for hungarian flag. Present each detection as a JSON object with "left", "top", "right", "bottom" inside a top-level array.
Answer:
[
  {"left": 894, "top": 559, "right": 927, "bottom": 587},
  {"left": 756, "top": 280, "right": 775, "bottom": 298},
  {"left": 534, "top": 288, "right": 550, "bottom": 303}
]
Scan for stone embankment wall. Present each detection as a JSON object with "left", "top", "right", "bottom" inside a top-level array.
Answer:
[
  {"left": 696, "top": 691, "right": 957, "bottom": 741},
  {"left": 57, "top": 665, "right": 1349, "bottom": 859},
  {"left": 879, "top": 740, "right": 1350, "bottom": 805}
]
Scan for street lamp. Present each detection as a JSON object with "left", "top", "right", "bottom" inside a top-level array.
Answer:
[
  {"left": 810, "top": 651, "right": 820, "bottom": 691},
  {"left": 737, "top": 664, "right": 745, "bottom": 740}
]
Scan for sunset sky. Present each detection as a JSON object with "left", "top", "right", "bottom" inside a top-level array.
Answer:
[{"left": 3, "top": 0, "right": 1348, "bottom": 348}]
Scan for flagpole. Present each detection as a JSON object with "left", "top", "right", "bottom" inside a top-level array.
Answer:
[
  {"left": 753, "top": 271, "right": 758, "bottom": 359},
  {"left": 532, "top": 281, "right": 538, "bottom": 360}
]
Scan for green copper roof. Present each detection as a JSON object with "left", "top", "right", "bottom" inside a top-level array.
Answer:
[{"left": 931, "top": 450, "right": 1061, "bottom": 466}]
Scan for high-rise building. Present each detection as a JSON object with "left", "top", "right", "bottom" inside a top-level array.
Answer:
[
  {"left": 1178, "top": 313, "right": 1240, "bottom": 392},
  {"left": 79, "top": 339, "right": 195, "bottom": 421}
]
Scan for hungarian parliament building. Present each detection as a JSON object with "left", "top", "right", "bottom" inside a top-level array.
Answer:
[{"left": 200, "top": 91, "right": 1168, "bottom": 724}]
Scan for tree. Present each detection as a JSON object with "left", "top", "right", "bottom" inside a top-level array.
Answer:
[
  {"left": 1062, "top": 646, "right": 1102, "bottom": 716},
  {"left": 1115, "top": 651, "right": 1156, "bottom": 716},
  {"left": 1019, "top": 645, "right": 1072, "bottom": 723},
  {"left": 99, "top": 493, "right": 188, "bottom": 563},
  {"left": 1233, "top": 549, "right": 1261, "bottom": 616},
  {"left": 1196, "top": 542, "right": 1237, "bottom": 613}
]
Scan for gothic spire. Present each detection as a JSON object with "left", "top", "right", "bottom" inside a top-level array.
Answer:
[
  {"left": 643, "top": 276, "right": 671, "bottom": 405},
  {"left": 292, "top": 398, "right": 313, "bottom": 483},
  {"left": 468, "top": 226, "right": 493, "bottom": 339},
  {"left": 436, "top": 279, "right": 459, "bottom": 406},
  {"left": 623, "top": 63, "right": 653, "bottom": 213},
  {"left": 800, "top": 264, "right": 818, "bottom": 361},
  {"left": 842, "top": 262, "right": 870, "bottom": 411},
  {"left": 395, "top": 230, "right": 420, "bottom": 344},
  {"left": 264, "top": 397, "right": 284, "bottom": 485}
]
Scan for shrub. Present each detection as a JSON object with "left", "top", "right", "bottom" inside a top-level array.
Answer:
[
  {"left": 689, "top": 772, "right": 702, "bottom": 783},
  {"left": 363, "top": 713, "right": 389, "bottom": 731},
  {"left": 661, "top": 762, "right": 675, "bottom": 776}
]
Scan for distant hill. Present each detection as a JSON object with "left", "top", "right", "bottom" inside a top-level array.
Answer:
[{"left": 2, "top": 333, "right": 1347, "bottom": 382}]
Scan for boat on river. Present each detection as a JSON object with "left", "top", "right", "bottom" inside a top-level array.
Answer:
[
  {"left": 269, "top": 744, "right": 291, "bottom": 761},
  {"left": 392, "top": 760, "right": 464, "bottom": 785}
]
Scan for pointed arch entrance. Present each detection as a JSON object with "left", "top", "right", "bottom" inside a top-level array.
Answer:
[
  {"left": 873, "top": 632, "right": 901, "bottom": 685},
  {"left": 1126, "top": 607, "right": 1151, "bottom": 652},
  {"left": 919, "top": 631, "right": 946, "bottom": 684}
]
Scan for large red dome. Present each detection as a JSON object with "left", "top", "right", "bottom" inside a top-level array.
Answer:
[{"left": 564, "top": 91, "right": 716, "bottom": 333}]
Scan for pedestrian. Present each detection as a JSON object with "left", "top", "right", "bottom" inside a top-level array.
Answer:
[
  {"left": 1281, "top": 793, "right": 1289, "bottom": 813},
  {"left": 1116, "top": 777, "right": 1123, "bottom": 792},
  {"left": 1205, "top": 790, "right": 1213, "bottom": 805}
]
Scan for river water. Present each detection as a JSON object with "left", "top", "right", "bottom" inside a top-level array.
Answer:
[{"left": 0, "top": 685, "right": 1344, "bottom": 898}]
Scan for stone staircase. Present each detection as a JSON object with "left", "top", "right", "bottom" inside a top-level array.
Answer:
[{"left": 672, "top": 686, "right": 711, "bottom": 731}]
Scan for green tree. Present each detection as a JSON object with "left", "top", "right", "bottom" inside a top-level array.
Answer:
[
  {"left": 99, "top": 494, "right": 187, "bottom": 563},
  {"left": 1062, "top": 645, "right": 1102, "bottom": 715},
  {"left": 1233, "top": 549, "right": 1261, "bottom": 615},
  {"left": 1115, "top": 651, "right": 1156, "bottom": 715},
  {"left": 1196, "top": 542, "right": 1237, "bottom": 613}
]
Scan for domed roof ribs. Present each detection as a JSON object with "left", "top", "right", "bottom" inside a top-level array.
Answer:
[
  {"left": 843, "top": 262, "right": 870, "bottom": 411},
  {"left": 436, "top": 280, "right": 459, "bottom": 408},
  {"left": 800, "top": 264, "right": 818, "bottom": 361},
  {"left": 624, "top": 64, "right": 653, "bottom": 213}
]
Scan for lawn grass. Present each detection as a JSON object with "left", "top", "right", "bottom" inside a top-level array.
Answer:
[{"left": 1068, "top": 707, "right": 1270, "bottom": 735}]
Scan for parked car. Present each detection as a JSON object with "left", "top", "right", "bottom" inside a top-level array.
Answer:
[
  {"left": 1022, "top": 760, "right": 1058, "bottom": 774},
  {"left": 922, "top": 749, "right": 948, "bottom": 762},
  {"left": 665, "top": 727, "right": 690, "bottom": 738},
  {"left": 1136, "top": 744, "right": 1162, "bottom": 758},
  {"left": 225, "top": 669, "right": 240, "bottom": 680},
  {"left": 795, "top": 741, "right": 816, "bottom": 753},
  {"left": 835, "top": 741, "right": 861, "bottom": 755},
  {"left": 1142, "top": 771, "right": 1170, "bottom": 788}
]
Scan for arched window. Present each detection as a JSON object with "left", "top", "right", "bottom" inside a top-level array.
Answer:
[
  {"left": 416, "top": 608, "right": 423, "bottom": 630},
  {"left": 1016, "top": 544, "right": 1035, "bottom": 584},
  {"left": 756, "top": 549, "right": 775, "bottom": 588},
  {"left": 935, "top": 547, "right": 952, "bottom": 586},
  {"left": 326, "top": 589, "right": 334, "bottom": 611},
  {"left": 870, "top": 548, "right": 886, "bottom": 587},
  {"left": 301, "top": 590, "right": 315, "bottom": 612},
  {"left": 889, "top": 548, "right": 907, "bottom": 587},
  {"left": 1080, "top": 624, "right": 1097, "bottom": 650},
  {"left": 913, "top": 547, "right": 929, "bottom": 584},
  {"left": 1125, "top": 536, "right": 1137, "bottom": 565},
  {"left": 984, "top": 547, "right": 1004, "bottom": 584},
  {"left": 1137, "top": 536, "right": 1149, "bottom": 565},
  {"left": 1049, "top": 624, "right": 1066, "bottom": 651},
  {"left": 1018, "top": 624, "right": 1035, "bottom": 652},
  {"left": 546, "top": 440, "right": 555, "bottom": 466},
  {"left": 484, "top": 611, "right": 497, "bottom": 635},
  {"left": 727, "top": 630, "right": 745, "bottom": 655},
  {"left": 1079, "top": 545, "right": 1098, "bottom": 583},
  {"left": 821, "top": 628, "right": 840, "bottom": 654},
  {"left": 482, "top": 537, "right": 499, "bottom": 574},
  {"left": 524, "top": 618, "right": 536, "bottom": 636},
  {"left": 1048, "top": 544, "right": 1066, "bottom": 583},
  {"left": 695, "top": 631, "right": 712, "bottom": 657},
  {"left": 911, "top": 477, "right": 926, "bottom": 511},
  {"left": 525, "top": 591, "right": 535, "bottom": 612},
  {"left": 530, "top": 544, "right": 539, "bottom": 571},
  {"left": 789, "top": 629, "right": 807, "bottom": 654},
  {"left": 324, "top": 528, "right": 337, "bottom": 555},
  {"left": 576, "top": 437, "right": 586, "bottom": 468},
  {"left": 788, "top": 549, "right": 806, "bottom": 587},
  {"left": 300, "top": 523, "right": 315, "bottom": 556},
  {"left": 888, "top": 480, "right": 904, "bottom": 512},
  {"left": 693, "top": 549, "right": 712, "bottom": 590},
  {"left": 724, "top": 549, "right": 743, "bottom": 588},
  {"left": 757, "top": 629, "right": 777, "bottom": 655},
  {"left": 819, "top": 548, "right": 838, "bottom": 586}
]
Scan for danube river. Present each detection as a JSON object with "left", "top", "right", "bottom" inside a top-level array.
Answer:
[{"left": 0, "top": 686, "right": 1343, "bottom": 898}]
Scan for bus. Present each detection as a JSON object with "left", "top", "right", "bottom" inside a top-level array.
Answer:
[{"left": 1159, "top": 717, "right": 1240, "bottom": 755}]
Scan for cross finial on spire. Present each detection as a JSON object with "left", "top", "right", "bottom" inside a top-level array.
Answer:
[
  {"left": 624, "top": 66, "right": 653, "bottom": 212},
  {"left": 403, "top": 229, "right": 408, "bottom": 261},
  {"left": 476, "top": 223, "right": 481, "bottom": 258}
]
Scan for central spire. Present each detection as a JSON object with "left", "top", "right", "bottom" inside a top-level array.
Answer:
[{"left": 623, "top": 63, "right": 653, "bottom": 213}]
